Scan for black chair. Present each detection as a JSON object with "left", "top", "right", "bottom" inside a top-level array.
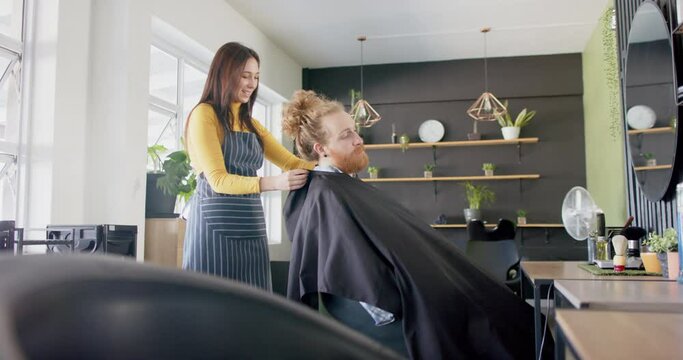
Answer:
[
  {"left": 0, "top": 255, "right": 403, "bottom": 360},
  {"left": 465, "top": 238, "right": 521, "bottom": 294},
  {"left": 467, "top": 219, "right": 516, "bottom": 241}
]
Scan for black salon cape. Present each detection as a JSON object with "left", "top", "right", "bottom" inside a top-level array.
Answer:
[{"left": 285, "top": 172, "right": 542, "bottom": 360}]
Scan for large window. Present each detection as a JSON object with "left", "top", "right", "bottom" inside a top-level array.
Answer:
[
  {"left": 148, "top": 44, "right": 208, "bottom": 166},
  {"left": 0, "top": 0, "right": 25, "bottom": 221}
]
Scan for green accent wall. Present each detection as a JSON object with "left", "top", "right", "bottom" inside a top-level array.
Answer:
[{"left": 582, "top": 6, "right": 627, "bottom": 226}]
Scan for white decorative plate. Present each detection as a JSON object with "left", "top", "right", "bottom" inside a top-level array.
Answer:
[
  {"left": 418, "top": 119, "right": 445, "bottom": 143},
  {"left": 626, "top": 105, "right": 656, "bottom": 130}
]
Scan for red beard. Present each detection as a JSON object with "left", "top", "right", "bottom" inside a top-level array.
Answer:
[{"left": 330, "top": 146, "right": 369, "bottom": 174}]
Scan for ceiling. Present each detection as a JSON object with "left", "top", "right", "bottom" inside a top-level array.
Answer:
[{"left": 225, "top": 0, "right": 611, "bottom": 69}]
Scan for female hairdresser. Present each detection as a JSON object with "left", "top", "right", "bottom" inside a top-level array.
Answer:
[{"left": 182, "top": 42, "right": 313, "bottom": 290}]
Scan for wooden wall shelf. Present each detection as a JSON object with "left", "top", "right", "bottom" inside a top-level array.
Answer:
[
  {"left": 362, "top": 174, "right": 540, "bottom": 183},
  {"left": 627, "top": 127, "right": 674, "bottom": 135},
  {"left": 634, "top": 164, "right": 672, "bottom": 172},
  {"left": 431, "top": 223, "right": 564, "bottom": 229},
  {"left": 364, "top": 137, "right": 539, "bottom": 150}
]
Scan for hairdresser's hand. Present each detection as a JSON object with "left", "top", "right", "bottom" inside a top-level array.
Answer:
[{"left": 259, "top": 169, "right": 309, "bottom": 192}]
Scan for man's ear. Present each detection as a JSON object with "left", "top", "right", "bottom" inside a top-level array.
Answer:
[{"left": 313, "top": 143, "right": 326, "bottom": 157}]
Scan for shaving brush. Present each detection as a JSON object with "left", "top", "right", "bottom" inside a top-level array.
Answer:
[{"left": 612, "top": 235, "right": 628, "bottom": 272}]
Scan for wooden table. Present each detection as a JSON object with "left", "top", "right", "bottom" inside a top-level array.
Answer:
[
  {"left": 520, "top": 261, "right": 674, "bottom": 359},
  {"left": 554, "top": 279, "right": 683, "bottom": 312},
  {"left": 555, "top": 310, "right": 683, "bottom": 359}
]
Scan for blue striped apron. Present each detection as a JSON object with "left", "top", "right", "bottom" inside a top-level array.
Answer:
[{"left": 182, "top": 130, "right": 271, "bottom": 291}]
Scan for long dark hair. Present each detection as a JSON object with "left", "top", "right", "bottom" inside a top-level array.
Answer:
[{"left": 186, "top": 42, "right": 261, "bottom": 145}]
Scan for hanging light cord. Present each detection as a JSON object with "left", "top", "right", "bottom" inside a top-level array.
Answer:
[
  {"left": 360, "top": 37, "right": 364, "bottom": 96},
  {"left": 483, "top": 29, "right": 488, "bottom": 91}
]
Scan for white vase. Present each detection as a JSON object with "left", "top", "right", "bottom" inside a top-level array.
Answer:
[
  {"left": 646, "top": 159, "right": 657, "bottom": 167},
  {"left": 464, "top": 208, "right": 481, "bottom": 222},
  {"left": 484, "top": 170, "right": 494, "bottom": 177},
  {"left": 424, "top": 171, "right": 433, "bottom": 178},
  {"left": 501, "top": 127, "right": 520, "bottom": 140},
  {"left": 626, "top": 105, "right": 656, "bottom": 130}
]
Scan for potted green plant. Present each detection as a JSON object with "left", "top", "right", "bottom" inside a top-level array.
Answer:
[
  {"left": 157, "top": 149, "right": 197, "bottom": 203},
  {"left": 517, "top": 209, "right": 527, "bottom": 225},
  {"left": 146, "top": 147, "right": 196, "bottom": 217},
  {"left": 643, "top": 152, "right": 656, "bottom": 167},
  {"left": 642, "top": 228, "right": 679, "bottom": 279},
  {"left": 367, "top": 166, "right": 379, "bottom": 179},
  {"left": 424, "top": 163, "right": 435, "bottom": 178},
  {"left": 482, "top": 163, "right": 496, "bottom": 176},
  {"left": 495, "top": 101, "right": 536, "bottom": 140},
  {"left": 462, "top": 181, "right": 495, "bottom": 222}
]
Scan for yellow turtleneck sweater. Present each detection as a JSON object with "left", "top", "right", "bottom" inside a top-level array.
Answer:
[{"left": 186, "top": 102, "right": 314, "bottom": 195}]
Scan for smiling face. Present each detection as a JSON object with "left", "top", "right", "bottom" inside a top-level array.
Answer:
[
  {"left": 317, "top": 111, "right": 368, "bottom": 174},
  {"left": 233, "top": 57, "right": 259, "bottom": 103}
]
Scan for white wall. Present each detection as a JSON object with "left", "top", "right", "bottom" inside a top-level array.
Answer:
[
  {"left": 82, "top": 0, "right": 151, "bottom": 255},
  {"left": 23, "top": 0, "right": 302, "bottom": 260}
]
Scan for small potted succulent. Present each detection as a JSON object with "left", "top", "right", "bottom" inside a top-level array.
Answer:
[
  {"left": 517, "top": 209, "right": 527, "bottom": 225},
  {"left": 643, "top": 152, "right": 656, "bottom": 167},
  {"left": 424, "top": 163, "right": 435, "bottom": 178},
  {"left": 463, "top": 181, "right": 495, "bottom": 222},
  {"left": 367, "top": 166, "right": 379, "bottom": 179},
  {"left": 482, "top": 163, "right": 496, "bottom": 176},
  {"left": 642, "top": 228, "right": 679, "bottom": 279},
  {"left": 495, "top": 100, "right": 536, "bottom": 140}
]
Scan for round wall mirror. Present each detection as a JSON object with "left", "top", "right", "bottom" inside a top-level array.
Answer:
[{"left": 624, "top": 2, "right": 677, "bottom": 201}]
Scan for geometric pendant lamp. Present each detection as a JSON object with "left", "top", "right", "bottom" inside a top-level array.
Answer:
[
  {"left": 351, "top": 35, "right": 381, "bottom": 128},
  {"left": 467, "top": 27, "right": 507, "bottom": 122}
]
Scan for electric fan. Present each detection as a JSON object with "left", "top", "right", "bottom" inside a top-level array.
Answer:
[{"left": 561, "top": 186, "right": 598, "bottom": 241}]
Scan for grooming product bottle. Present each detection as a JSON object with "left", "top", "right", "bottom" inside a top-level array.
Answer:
[
  {"left": 587, "top": 229, "right": 597, "bottom": 264},
  {"left": 391, "top": 123, "right": 397, "bottom": 144},
  {"left": 595, "top": 211, "right": 609, "bottom": 261}
]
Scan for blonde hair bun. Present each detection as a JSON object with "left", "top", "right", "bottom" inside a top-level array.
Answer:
[
  {"left": 281, "top": 89, "right": 344, "bottom": 161},
  {"left": 282, "top": 90, "right": 324, "bottom": 139}
]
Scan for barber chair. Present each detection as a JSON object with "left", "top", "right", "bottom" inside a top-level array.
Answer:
[
  {"left": 466, "top": 219, "right": 520, "bottom": 294},
  {"left": 467, "top": 219, "right": 516, "bottom": 241},
  {"left": 0, "top": 255, "right": 403, "bottom": 360}
]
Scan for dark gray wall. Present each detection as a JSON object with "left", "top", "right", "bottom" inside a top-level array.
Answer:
[
  {"left": 304, "top": 54, "right": 587, "bottom": 260},
  {"left": 617, "top": 0, "right": 683, "bottom": 232}
]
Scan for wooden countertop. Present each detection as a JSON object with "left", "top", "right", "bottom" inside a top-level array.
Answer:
[
  {"left": 556, "top": 310, "right": 683, "bottom": 359},
  {"left": 520, "top": 261, "right": 674, "bottom": 285},
  {"left": 554, "top": 279, "right": 683, "bottom": 312}
]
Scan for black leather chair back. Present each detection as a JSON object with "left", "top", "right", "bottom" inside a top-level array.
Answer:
[
  {"left": 467, "top": 219, "right": 516, "bottom": 241},
  {"left": 0, "top": 255, "right": 402, "bottom": 360}
]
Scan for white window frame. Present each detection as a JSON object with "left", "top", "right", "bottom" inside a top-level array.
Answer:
[
  {"left": 254, "top": 85, "right": 287, "bottom": 245},
  {"left": 1, "top": 0, "right": 28, "bottom": 226}
]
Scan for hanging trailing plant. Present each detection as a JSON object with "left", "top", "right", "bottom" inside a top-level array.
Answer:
[{"left": 601, "top": 7, "right": 621, "bottom": 141}]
